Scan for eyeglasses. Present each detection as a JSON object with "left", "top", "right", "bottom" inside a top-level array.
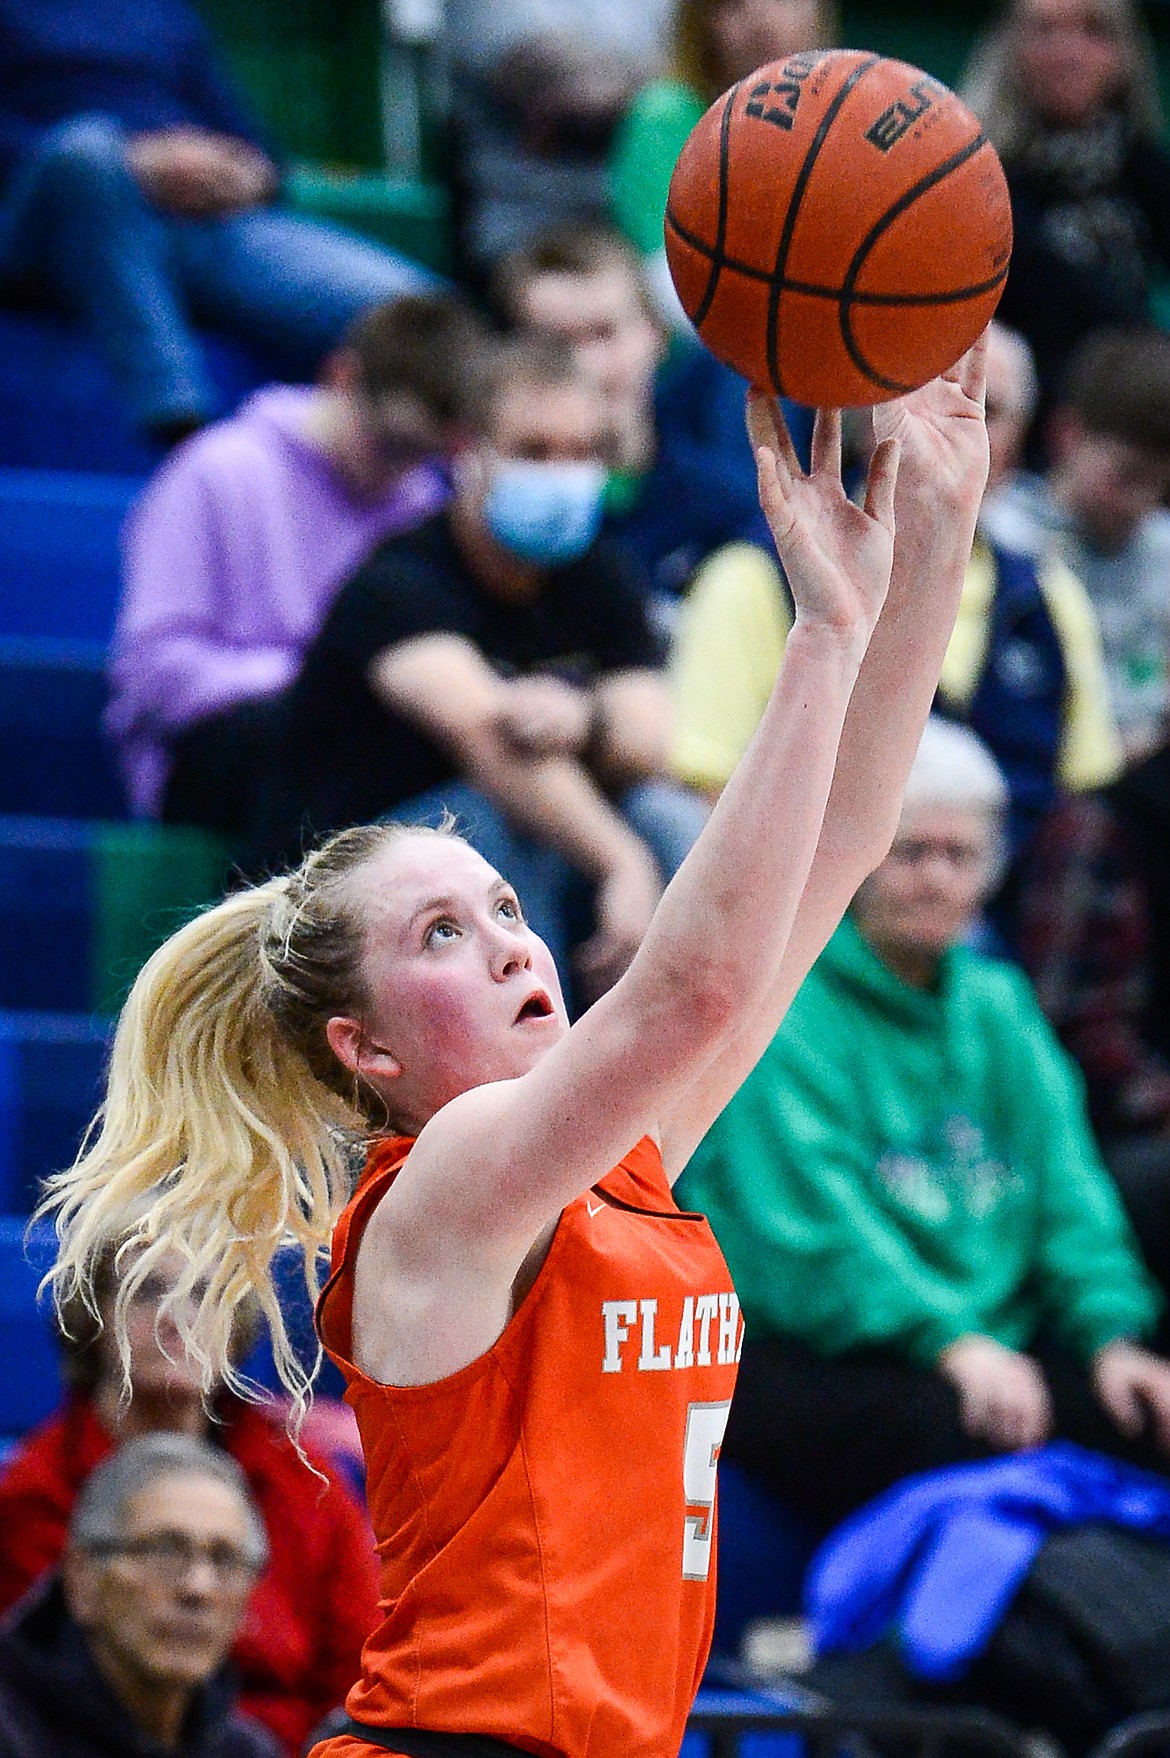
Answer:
[
  {"left": 886, "top": 837, "right": 986, "bottom": 870},
  {"left": 91, "top": 1532, "right": 260, "bottom": 1591}
]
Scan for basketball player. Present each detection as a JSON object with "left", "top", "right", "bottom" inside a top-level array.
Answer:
[{"left": 41, "top": 342, "right": 989, "bottom": 1758}]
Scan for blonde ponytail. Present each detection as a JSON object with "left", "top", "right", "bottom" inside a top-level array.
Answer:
[{"left": 37, "top": 820, "right": 444, "bottom": 1421}]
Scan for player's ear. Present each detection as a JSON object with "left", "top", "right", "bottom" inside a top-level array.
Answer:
[{"left": 325, "top": 1015, "right": 402, "bottom": 1082}]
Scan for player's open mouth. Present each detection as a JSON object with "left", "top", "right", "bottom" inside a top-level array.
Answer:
[{"left": 514, "top": 990, "right": 554, "bottom": 1024}]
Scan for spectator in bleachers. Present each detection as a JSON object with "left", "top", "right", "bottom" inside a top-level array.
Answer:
[
  {"left": 671, "top": 322, "right": 1121, "bottom": 930},
  {"left": 0, "top": 1246, "right": 378, "bottom": 1756},
  {"left": 962, "top": 0, "right": 1170, "bottom": 436},
  {"left": 678, "top": 717, "right": 1170, "bottom": 1535},
  {"left": 984, "top": 326, "right": 1170, "bottom": 762},
  {"left": 445, "top": 0, "right": 671, "bottom": 276},
  {"left": 0, "top": 0, "right": 436, "bottom": 443},
  {"left": 0, "top": 1434, "right": 277, "bottom": 1758},
  {"left": 254, "top": 334, "right": 706, "bottom": 1005},
  {"left": 106, "top": 295, "right": 480, "bottom": 836},
  {"left": 493, "top": 225, "right": 786, "bottom": 606},
  {"left": 1014, "top": 744, "right": 1170, "bottom": 1299},
  {"left": 610, "top": 0, "right": 835, "bottom": 327}
]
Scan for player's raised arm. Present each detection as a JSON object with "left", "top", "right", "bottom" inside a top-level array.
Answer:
[{"left": 659, "top": 337, "right": 989, "bottom": 1172}]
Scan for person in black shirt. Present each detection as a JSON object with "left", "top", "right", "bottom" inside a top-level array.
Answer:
[{"left": 261, "top": 334, "right": 707, "bottom": 1001}]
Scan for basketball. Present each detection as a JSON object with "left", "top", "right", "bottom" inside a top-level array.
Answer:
[{"left": 664, "top": 49, "right": 1013, "bottom": 406}]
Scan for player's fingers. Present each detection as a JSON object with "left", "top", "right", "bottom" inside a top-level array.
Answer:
[
  {"left": 955, "top": 328, "right": 989, "bottom": 407},
  {"left": 746, "top": 389, "right": 802, "bottom": 479},
  {"left": 755, "top": 441, "right": 795, "bottom": 512},
  {"left": 863, "top": 437, "right": 900, "bottom": 529},
  {"left": 810, "top": 407, "right": 842, "bottom": 480}
]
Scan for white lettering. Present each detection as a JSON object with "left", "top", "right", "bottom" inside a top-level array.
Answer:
[
  {"left": 638, "top": 1298, "right": 673, "bottom": 1371},
  {"left": 717, "top": 1292, "right": 740, "bottom": 1365},
  {"left": 601, "top": 1299, "right": 638, "bottom": 1373},
  {"left": 674, "top": 1296, "right": 695, "bottom": 1370},
  {"left": 735, "top": 1310, "right": 745, "bottom": 1361},
  {"left": 694, "top": 1294, "right": 719, "bottom": 1366}
]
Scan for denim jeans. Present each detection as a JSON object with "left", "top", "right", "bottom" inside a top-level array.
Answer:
[
  {"left": 0, "top": 114, "right": 437, "bottom": 427},
  {"left": 393, "top": 779, "right": 709, "bottom": 1004}
]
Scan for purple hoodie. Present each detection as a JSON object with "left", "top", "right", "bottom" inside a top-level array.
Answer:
[{"left": 106, "top": 385, "right": 447, "bottom": 816}]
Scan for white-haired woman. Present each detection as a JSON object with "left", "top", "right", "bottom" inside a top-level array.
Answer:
[
  {"left": 41, "top": 351, "right": 987, "bottom": 1758},
  {"left": 680, "top": 715, "right": 1170, "bottom": 1534}
]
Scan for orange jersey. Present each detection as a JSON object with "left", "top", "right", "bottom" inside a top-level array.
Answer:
[{"left": 310, "top": 1133, "right": 741, "bottom": 1758}]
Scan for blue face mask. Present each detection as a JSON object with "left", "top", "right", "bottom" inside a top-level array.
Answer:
[{"left": 482, "top": 459, "right": 608, "bottom": 565}]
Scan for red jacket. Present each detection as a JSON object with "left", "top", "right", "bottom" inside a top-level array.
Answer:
[{"left": 0, "top": 1394, "right": 380, "bottom": 1755}]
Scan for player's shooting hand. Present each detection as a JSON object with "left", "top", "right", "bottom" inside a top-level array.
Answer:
[
  {"left": 574, "top": 842, "right": 663, "bottom": 1004},
  {"left": 870, "top": 330, "right": 989, "bottom": 519},
  {"left": 938, "top": 1333, "right": 1053, "bottom": 1451},
  {"left": 1092, "top": 1340, "right": 1170, "bottom": 1453},
  {"left": 747, "top": 392, "right": 898, "bottom": 649}
]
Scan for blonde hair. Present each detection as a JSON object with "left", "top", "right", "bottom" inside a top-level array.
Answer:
[
  {"left": 38, "top": 818, "right": 458, "bottom": 1423},
  {"left": 961, "top": 0, "right": 1164, "bottom": 158}
]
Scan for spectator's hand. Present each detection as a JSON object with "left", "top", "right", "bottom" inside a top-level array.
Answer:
[
  {"left": 127, "top": 127, "right": 276, "bottom": 216},
  {"left": 938, "top": 1334, "right": 1054, "bottom": 1450},
  {"left": 496, "top": 677, "right": 592, "bottom": 756},
  {"left": 1092, "top": 1341, "right": 1170, "bottom": 1452},
  {"left": 574, "top": 843, "right": 662, "bottom": 1003}
]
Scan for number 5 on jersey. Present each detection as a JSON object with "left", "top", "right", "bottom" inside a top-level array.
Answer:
[{"left": 682, "top": 1399, "right": 731, "bottom": 1580}]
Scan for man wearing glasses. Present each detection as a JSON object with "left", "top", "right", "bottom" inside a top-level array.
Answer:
[{"left": 0, "top": 1432, "right": 278, "bottom": 1757}]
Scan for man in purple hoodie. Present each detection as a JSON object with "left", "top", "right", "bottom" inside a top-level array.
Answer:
[{"left": 106, "top": 295, "right": 481, "bottom": 836}]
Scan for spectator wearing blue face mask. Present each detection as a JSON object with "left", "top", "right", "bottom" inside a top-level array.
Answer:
[{"left": 250, "top": 334, "right": 707, "bottom": 1009}]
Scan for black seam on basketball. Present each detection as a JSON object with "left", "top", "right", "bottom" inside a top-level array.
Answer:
[
  {"left": 837, "top": 131, "right": 997, "bottom": 393},
  {"left": 691, "top": 84, "right": 741, "bottom": 330},
  {"left": 765, "top": 52, "right": 882, "bottom": 399},
  {"left": 665, "top": 207, "right": 1008, "bottom": 305}
]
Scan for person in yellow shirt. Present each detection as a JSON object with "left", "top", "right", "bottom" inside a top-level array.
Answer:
[{"left": 671, "top": 324, "right": 1121, "bottom": 917}]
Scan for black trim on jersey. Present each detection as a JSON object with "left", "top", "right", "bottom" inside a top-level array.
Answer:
[
  {"left": 589, "top": 1185, "right": 707, "bottom": 1224},
  {"left": 338, "top": 1720, "right": 527, "bottom": 1757}
]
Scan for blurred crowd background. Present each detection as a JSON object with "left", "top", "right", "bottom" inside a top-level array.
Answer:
[{"left": 6, "top": 1, "right": 1170, "bottom": 1754}]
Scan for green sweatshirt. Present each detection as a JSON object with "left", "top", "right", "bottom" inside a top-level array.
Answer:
[
  {"left": 677, "top": 916, "right": 1160, "bottom": 1366},
  {"left": 609, "top": 80, "right": 706, "bottom": 256}
]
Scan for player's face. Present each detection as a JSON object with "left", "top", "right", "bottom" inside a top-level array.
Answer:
[
  {"left": 347, "top": 837, "right": 569, "bottom": 1127},
  {"left": 852, "top": 803, "right": 997, "bottom": 978},
  {"left": 706, "top": 0, "right": 827, "bottom": 87},
  {"left": 1014, "top": 0, "right": 1129, "bottom": 127}
]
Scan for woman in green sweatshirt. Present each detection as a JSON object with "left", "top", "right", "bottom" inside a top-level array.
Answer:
[{"left": 678, "top": 717, "right": 1170, "bottom": 1530}]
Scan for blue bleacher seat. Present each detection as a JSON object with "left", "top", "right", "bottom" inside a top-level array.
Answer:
[
  {"left": 0, "top": 640, "right": 125, "bottom": 818},
  {"left": 0, "top": 819, "right": 94, "bottom": 1013},
  {"left": 684, "top": 1686, "right": 808, "bottom": 1758},
  {"left": 0, "top": 1220, "right": 59, "bottom": 1443},
  {"left": 0, "top": 305, "right": 274, "bottom": 475},
  {"left": 0, "top": 469, "right": 139, "bottom": 642},
  {"left": 0, "top": 1013, "right": 110, "bottom": 1214},
  {"left": 714, "top": 1462, "right": 818, "bottom": 1660}
]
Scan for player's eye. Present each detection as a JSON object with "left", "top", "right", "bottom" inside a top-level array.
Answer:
[
  {"left": 425, "top": 917, "right": 460, "bottom": 946},
  {"left": 497, "top": 896, "right": 523, "bottom": 924}
]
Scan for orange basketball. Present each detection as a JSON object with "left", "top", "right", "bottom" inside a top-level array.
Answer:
[{"left": 664, "top": 49, "right": 1012, "bottom": 406}]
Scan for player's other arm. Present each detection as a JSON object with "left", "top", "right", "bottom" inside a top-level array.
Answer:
[{"left": 660, "top": 340, "right": 990, "bottom": 1176}]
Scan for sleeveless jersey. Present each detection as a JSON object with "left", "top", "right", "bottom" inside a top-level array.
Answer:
[{"left": 311, "top": 1134, "right": 740, "bottom": 1758}]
